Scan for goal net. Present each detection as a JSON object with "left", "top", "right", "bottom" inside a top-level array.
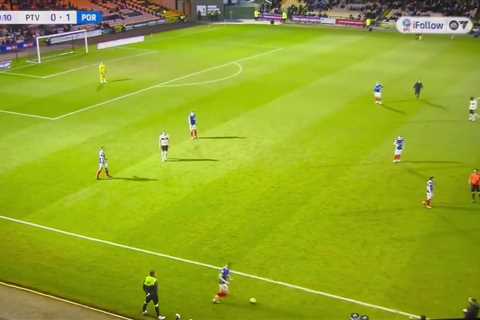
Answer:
[{"left": 34, "top": 29, "right": 89, "bottom": 64}]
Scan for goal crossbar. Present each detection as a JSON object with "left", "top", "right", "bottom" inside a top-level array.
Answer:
[{"left": 35, "top": 29, "right": 88, "bottom": 64}]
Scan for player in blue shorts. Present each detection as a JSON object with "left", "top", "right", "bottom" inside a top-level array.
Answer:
[{"left": 188, "top": 112, "right": 198, "bottom": 139}]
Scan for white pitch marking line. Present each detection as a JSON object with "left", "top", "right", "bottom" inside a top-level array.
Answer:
[
  {"left": 52, "top": 48, "right": 284, "bottom": 121},
  {"left": 42, "top": 51, "right": 156, "bottom": 79},
  {"left": 15, "top": 52, "right": 84, "bottom": 71},
  {"left": 0, "top": 281, "right": 133, "bottom": 320},
  {"left": 0, "top": 51, "right": 156, "bottom": 80},
  {"left": 0, "top": 215, "right": 420, "bottom": 319},
  {"left": 0, "top": 71, "right": 44, "bottom": 79},
  {"left": 0, "top": 109, "right": 55, "bottom": 120},
  {"left": 159, "top": 62, "right": 243, "bottom": 88}
]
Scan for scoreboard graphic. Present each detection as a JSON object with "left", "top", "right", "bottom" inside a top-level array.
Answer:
[{"left": 0, "top": 11, "right": 102, "bottom": 25}]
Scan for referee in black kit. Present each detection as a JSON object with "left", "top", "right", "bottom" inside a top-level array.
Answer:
[
  {"left": 142, "top": 270, "right": 165, "bottom": 319},
  {"left": 413, "top": 80, "right": 423, "bottom": 99}
]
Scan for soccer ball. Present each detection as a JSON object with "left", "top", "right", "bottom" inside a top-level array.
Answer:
[{"left": 249, "top": 297, "right": 257, "bottom": 304}]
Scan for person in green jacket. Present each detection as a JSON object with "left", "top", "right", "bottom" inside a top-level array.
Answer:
[{"left": 142, "top": 270, "right": 165, "bottom": 319}]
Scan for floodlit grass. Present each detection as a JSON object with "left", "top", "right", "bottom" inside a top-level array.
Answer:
[{"left": 0, "top": 24, "right": 479, "bottom": 320}]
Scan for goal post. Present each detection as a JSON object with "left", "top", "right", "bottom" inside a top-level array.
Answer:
[{"left": 35, "top": 29, "right": 89, "bottom": 64}]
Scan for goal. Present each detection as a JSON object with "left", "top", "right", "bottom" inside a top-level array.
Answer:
[{"left": 34, "top": 29, "right": 89, "bottom": 64}]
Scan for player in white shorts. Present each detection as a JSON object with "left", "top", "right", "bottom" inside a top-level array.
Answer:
[
  {"left": 159, "top": 131, "right": 169, "bottom": 162},
  {"left": 96, "top": 147, "right": 112, "bottom": 180},
  {"left": 468, "top": 97, "right": 478, "bottom": 121},
  {"left": 422, "top": 177, "right": 434, "bottom": 209}
]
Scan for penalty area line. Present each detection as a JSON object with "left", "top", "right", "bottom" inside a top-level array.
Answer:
[
  {"left": 52, "top": 48, "right": 284, "bottom": 120},
  {"left": 42, "top": 51, "right": 157, "bottom": 79},
  {"left": 0, "top": 281, "right": 133, "bottom": 320},
  {"left": 0, "top": 71, "right": 44, "bottom": 79},
  {"left": 0, "top": 51, "right": 155, "bottom": 80},
  {"left": 0, "top": 109, "right": 55, "bottom": 120},
  {"left": 0, "top": 214, "right": 420, "bottom": 319}
]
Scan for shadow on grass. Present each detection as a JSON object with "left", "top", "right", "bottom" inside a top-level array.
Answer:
[
  {"left": 435, "top": 204, "right": 479, "bottom": 211},
  {"left": 387, "top": 99, "right": 412, "bottom": 103},
  {"left": 110, "top": 78, "right": 132, "bottom": 83},
  {"left": 382, "top": 104, "right": 406, "bottom": 115},
  {"left": 423, "top": 100, "right": 448, "bottom": 111},
  {"left": 168, "top": 158, "right": 219, "bottom": 162},
  {"left": 406, "top": 119, "right": 463, "bottom": 123},
  {"left": 402, "top": 166, "right": 427, "bottom": 180},
  {"left": 199, "top": 136, "right": 246, "bottom": 140},
  {"left": 111, "top": 176, "right": 158, "bottom": 182},
  {"left": 402, "top": 160, "right": 462, "bottom": 164}
]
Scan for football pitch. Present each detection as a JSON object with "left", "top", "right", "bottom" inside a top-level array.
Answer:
[{"left": 0, "top": 24, "right": 479, "bottom": 320}]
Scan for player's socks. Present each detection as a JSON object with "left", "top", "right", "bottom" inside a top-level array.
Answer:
[
  {"left": 155, "top": 306, "right": 160, "bottom": 317},
  {"left": 142, "top": 303, "right": 147, "bottom": 314}
]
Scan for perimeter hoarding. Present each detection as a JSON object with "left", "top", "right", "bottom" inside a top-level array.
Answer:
[{"left": 396, "top": 16, "right": 473, "bottom": 34}]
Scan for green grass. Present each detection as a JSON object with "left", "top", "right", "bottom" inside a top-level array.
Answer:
[{"left": 1, "top": 24, "right": 480, "bottom": 320}]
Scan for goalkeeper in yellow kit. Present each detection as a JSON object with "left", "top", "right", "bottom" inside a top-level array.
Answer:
[{"left": 99, "top": 61, "right": 107, "bottom": 84}]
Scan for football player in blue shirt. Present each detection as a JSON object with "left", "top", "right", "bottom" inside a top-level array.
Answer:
[
  {"left": 393, "top": 136, "right": 405, "bottom": 163},
  {"left": 374, "top": 82, "right": 383, "bottom": 105},
  {"left": 188, "top": 112, "right": 198, "bottom": 139},
  {"left": 212, "top": 264, "right": 231, "bottom": 304}
]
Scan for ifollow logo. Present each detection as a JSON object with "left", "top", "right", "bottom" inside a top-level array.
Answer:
[
  {"left": 396, "top": 16, "right": 473, "bottom": 34},
  {"left": 401, "top": 18, "right": 411, "bottom": 32}
]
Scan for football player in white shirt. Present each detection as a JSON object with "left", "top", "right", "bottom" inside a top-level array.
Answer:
[
  {"left": 468, "top": 97, "right": 478, "bottom": 121},
  {"left": 96, "top": 147, "right": 112, "bottom": 180},
  {"left": 159, "top": 131, "right": 169, "bottom": 162},
  {"left": 422, "top": 177, "right": 434, "bottom": 209}
]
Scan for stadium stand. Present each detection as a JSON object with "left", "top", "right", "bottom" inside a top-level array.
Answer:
[
  {"left": 0, "top": 0, "right": 185, "bottom": 48},
  {"left": 279, "top": 0, "right": 479, "bottom": 22}
]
